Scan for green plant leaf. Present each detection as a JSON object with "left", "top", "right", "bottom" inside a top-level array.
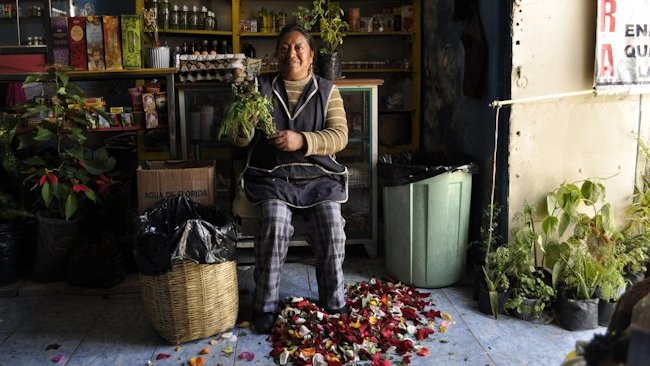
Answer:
[
  {"left": 488, "top": 290, "right": 499, "bottom": 319},
  {"left": 17, "top": 135, "right": 35, "bottom": 150},
  {"left": 64, "top": 194, "right": 77, "bottom": 221},
  {"left": 59, "top": 71, "right": 69, "bottom": 87},
  {"left": 84, "top": 188, "right": 96, "bottom": 202},
  {"left": 41, "top": 181, "right": 52, "bottom": 207},
  {"left": 33, "top": 127, "right": 54, "bottom": 142},
  {"left": 542, "top": 216, "right": 558, "bottom": 235},
  {"left": 22, "top": 156, "right": 47, "bottom": 166},
  {"left": 68, "top": 127, "right": 87, "bottom": 145},
  {"left": 581, "top": 180, "right": 594, "bottom": 205},
  {"left": 546, "top": 193, "right": 557, "bottom": 215},
  {"left": 558, "top": 212, "right": 571, "bottom": 236},
  {"left": 24, "top": 74, "right": 45, "bottom": 84},
  {"left": 551, "top": 261, "right": 562, "bottom": 290}
]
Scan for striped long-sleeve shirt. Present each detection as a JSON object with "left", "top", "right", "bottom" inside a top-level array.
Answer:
[{"left": 283, "top": 74, "right": 348, "bottom": 156}]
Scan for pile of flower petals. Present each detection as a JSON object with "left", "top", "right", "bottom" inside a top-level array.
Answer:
[{"left": 269, "top": 278, "right": 454, "bottom": 365}]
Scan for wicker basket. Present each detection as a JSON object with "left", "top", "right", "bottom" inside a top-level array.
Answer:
[{"left": 140, "top": 260, "right": 239, "bottom": 344}]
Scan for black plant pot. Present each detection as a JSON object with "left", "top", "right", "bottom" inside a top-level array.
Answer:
[
  {"left": 478, "top": 286, "right": 507, "bottom": 317},
  {"left": 513, "top": 298, "right": 542, "bottom": 321},
  {"left": 598, "top": 298, "right": 617, "bottom": 327},
  {"left": 316, "top": 51, "right": 342, "bottom": 80},
  {"left": 0, "top": 222, "right": 19, "bottom": 285},
  {"left": 557, "top": 293, "right": 599, "bottom": 330},
  {"left": 33, "top": 213, "right": 79, "bottom": 283}
]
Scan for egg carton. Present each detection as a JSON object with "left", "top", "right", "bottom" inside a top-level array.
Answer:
[
  {"left": 175, "top": 54, "right": 261, "bottom": 83},
  {"left": 177, "top": 68, "right": 247, "bottom": 83}
]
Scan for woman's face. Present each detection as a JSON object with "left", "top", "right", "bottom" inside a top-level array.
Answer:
[{"left": 277, "top": 31, "right": 313, "bottom": 81}]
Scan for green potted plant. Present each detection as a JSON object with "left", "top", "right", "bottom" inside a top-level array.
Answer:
[
  {"left": 479, "top": 245, "right": 511, "bottom": 318},
  {"left": 621, "top": 174, "right": 650, "bottom": 283},
  {"left": 293, "top": 0, "right": 348, "bottom": 80},
  {"left": 552, "top": 239, "right": 601, "bottom": 330},
  {"left": 505, "top": 271, "right": 555, "bottom": 321},
  {"left": 503, "top": 203, "right": 555, "bottom": 320},
  {"left": 595, "top": 244, "right": 627, "bottom": 326},
  {"left": 15, "top": 65, "right": 117, "bottom": 282}
]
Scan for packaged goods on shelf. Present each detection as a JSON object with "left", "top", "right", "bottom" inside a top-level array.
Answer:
[
  {"left": 86, "top": 16, "right": 105, "bottom": 71},
  {"left": 121, "top": 15, "right": 142, "bottom": 69},
  {"left": 102, "top": 16, "right": 123, "bottom": 70},
  {"left": 51, "top": 17, "right": 69, "bottom": 66},
  {"left": 68, "top": 17, "right": 88, "bottom": 70}
]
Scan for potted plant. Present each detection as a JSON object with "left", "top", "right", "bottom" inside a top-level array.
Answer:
[
  {"left": 506, "top": 271, "right": 555, "bottom": 321},
  {"left": 504, "top": 203, "right": 555, "bottom": 320},
  {"left": 552, "top": 240, "right": 601, "bottom": 330},
  {"left": 15, "top": 65, "right": 117, "bottom": 282},
  {"left": 595, "top": 244, "right": 627, "bottom": 326},
  {"left": 142, "top": 8, "right": 170, "bottom": 68},
  {"left": 621, "top": 174, "right": 650, "bottom": 283},
  {"left": 479, "top": 245, "right": 510, "bottom": 318},
  {"left": 293, "top": 0, "right": 348, "bottom": 80}
]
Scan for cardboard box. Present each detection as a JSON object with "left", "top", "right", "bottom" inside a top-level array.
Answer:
[
  {"left": 136, "top": 161, "right": 216, "bottom": 214},
  {"left": 51, "top": 17, "right": 69, "bottom": 66},
  {"left": 121, "top": 15, "right": 142, "bottom": 69},
  {"left": 103, "top": 15, "right": 123, "bottom": 70},
  {"left": 86, "top": 16, "right": 105, "bottom": 70},
  {"left": 68, "top": 17, "right": 87, "bottom": 70}
]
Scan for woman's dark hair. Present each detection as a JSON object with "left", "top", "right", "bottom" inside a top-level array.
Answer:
[{"left": 275, "top": 23, "right": 315, "bottom": 53}]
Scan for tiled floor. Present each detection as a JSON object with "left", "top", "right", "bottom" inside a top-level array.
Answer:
[{"left": 0, "top": 247, "right": 605, "bottom": 366}]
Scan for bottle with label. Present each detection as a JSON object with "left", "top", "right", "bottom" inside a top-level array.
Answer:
[
  {"left": 270, "top": 11, "right": 277, "bottom": 33},
  {"left": 200, "top": 6, "right": 208, "bottom": 30},
  {"left": 158, "top": 0, "right": 169, "bottom": 30},
  {"left": 257, "top": 8, "right": 267, "bottom": 33},
  {"left": 189, "top": 5, "right": 199, "bottom": 30},
  {"left": 179, "top": 5, "right": 188, "bottom": 29},
  {"left": 170, "top": 5, "right": 179, "bottom": 29},
  {"left": 277, "top": 10, "right": 287, "bottom": 30}
]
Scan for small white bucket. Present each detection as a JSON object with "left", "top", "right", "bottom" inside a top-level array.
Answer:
[{"left": 147, "top": 46, "right": 170, "bottom": 68}]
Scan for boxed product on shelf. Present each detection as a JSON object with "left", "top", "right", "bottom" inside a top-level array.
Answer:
[
  {"left": 402, "top": 5, "right": 414, "bottom": 32},
  {"left": 121, "top": 15, "right": 142, "bottom": 69},
  {"left": 102, "top": 15, "right": 123, "bottom": 70},
  {"left": 136, "top": 160, "right": 216, "bottom": 214},
  {"left": 68, "top": 17, "right": 88, "bottom": 70},
  {"left": 86, "top": 16, "right": 105, "bottom": 71},
  {"left": 51, "top": 17, "right": 69, "bottom": 66}
]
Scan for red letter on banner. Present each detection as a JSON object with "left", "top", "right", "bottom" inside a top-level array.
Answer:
[
  {"left": 599, "top": 44, "right": 614, "bottom": 77},
  {"left": 600, "top": 0, "right": 617, "bottom": 32}
]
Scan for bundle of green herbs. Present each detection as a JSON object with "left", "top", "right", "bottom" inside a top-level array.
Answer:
[{"left": 218, "top": 80, "right": 276, "bottom": 141}]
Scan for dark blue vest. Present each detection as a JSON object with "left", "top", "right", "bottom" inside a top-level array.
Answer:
[{"left": 243, "top": 73, "right": 348, "bottom": 208}]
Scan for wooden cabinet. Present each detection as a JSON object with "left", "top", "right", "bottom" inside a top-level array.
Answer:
[{"left": 136, "top": 0, "right": 420, "bottom": 153}]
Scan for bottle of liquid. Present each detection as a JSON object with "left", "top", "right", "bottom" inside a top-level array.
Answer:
[
  {"left": 189, "top": 5, "right": 199, "bottom": 30},
  {"left": 200, "top": 6, "right": 208, "bottom": 30},
  {"left": 158, "top": 0, "right": 169, "bottom": 30},
  {"left": 628, "top": 293, "right": 650, "bottom": 366},
  {"left": 179, "top": 5, "right": 188, "bottom": 29},
  {"left": 277, "top": 10, "right": 287, "bottom": 30},
  {"left": 257, "top": 8, "right": 266, "bottom": 33},
  {"left": 170, "top": 4, "right": 179, "bottom": 29}
]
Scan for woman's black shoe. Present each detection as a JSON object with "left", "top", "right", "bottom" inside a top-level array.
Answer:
[{"left": 252, "top": 311, "right": 276, "bottom": 334}]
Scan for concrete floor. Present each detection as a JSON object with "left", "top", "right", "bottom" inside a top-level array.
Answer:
[{"left": 0, "top": 247, "right": 605, "bottom": 366}]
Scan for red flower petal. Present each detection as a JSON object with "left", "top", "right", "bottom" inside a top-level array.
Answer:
[
  {"left": 403, "top": 355, "right": 412, "bottom": 364},
  {"left": 51, "top": 354, "right": 65, "bottom": 363},
  {"left": 416, "top": 347, "right": 430, "bottom": 357},
  {"left": 156, "top": 353, "right": 171, "bottom": 360},
  {"left": 48, "top": 173, "right": 58, "bottom": 185},
  {"left": 238, "top": 351, "right": 254, "bottom": 361},
  {"left": 39, "top": 175, "right": 47, "bottom": 186},
  {"left": 416, "top": 327, "right": 435, "bottom": 340}
]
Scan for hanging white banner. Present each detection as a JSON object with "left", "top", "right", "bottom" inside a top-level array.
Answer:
[{"left": 595, "top": 0, "right": 650, "bottom": 94}]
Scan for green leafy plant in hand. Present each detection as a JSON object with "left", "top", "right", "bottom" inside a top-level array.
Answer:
[
  {"left": 218, "top": 80, "right": 276, "bottom": 141},
  {"left": 15, "top": 65, "right": 117, "bottom": 221}
]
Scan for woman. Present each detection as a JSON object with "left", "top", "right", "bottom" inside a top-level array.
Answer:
[{"left": 240, "top": 24, "right": 349, "bottom": 333}]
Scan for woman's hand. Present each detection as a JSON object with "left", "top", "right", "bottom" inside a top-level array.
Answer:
[{"left": 270, "top": 130, "right": 305, "bottom": 152}]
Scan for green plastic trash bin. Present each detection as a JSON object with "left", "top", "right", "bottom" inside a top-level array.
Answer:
[{"left": 379, "top": 153, "right": 476, "bottom": 288}]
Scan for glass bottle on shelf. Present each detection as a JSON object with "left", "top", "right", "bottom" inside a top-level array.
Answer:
[
  {"left": 278, "top": 10, "right": 287, "bottom": 30},
  {"left": 179, "top": 5, "right": 188, "bottom": 30},
  {"left": 189, "top": 5, "right": 199, "bottom": 30},
  {"left": 257, "top": 8, "right": 267, "bottom": 33},
  {"left": 270, "top": 11, "right": 277, "bottom": 33},
  {"left": 170, "top": 4, "right": 179, "bottom": 29},
  {"left": 159, "top": 0, "right": 170, "bottom": 30},
  {"left": 200, "top": 6, "right": 207, "bottom": 30},
  {"left": 150, "top": 0, "right": 158, "bottom": 20}
]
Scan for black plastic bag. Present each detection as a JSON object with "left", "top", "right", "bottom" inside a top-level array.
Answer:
[
  {"left": 378, "top": 151, "right": 478, "bottom": 187},
  {"left": 66, "top": 231, "right": 128, "bottom": 288},
  {"left": 134, "top": 196, "right": 237, "bottom": 275}
]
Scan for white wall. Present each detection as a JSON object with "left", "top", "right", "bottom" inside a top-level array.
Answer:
[{"left": 508, "top": 0, "right": 647, "bottom": 226}]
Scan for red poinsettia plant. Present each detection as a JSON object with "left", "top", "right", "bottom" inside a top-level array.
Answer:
[{"left": 15, "top": 64, "right": 117, "bottom": 221}]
